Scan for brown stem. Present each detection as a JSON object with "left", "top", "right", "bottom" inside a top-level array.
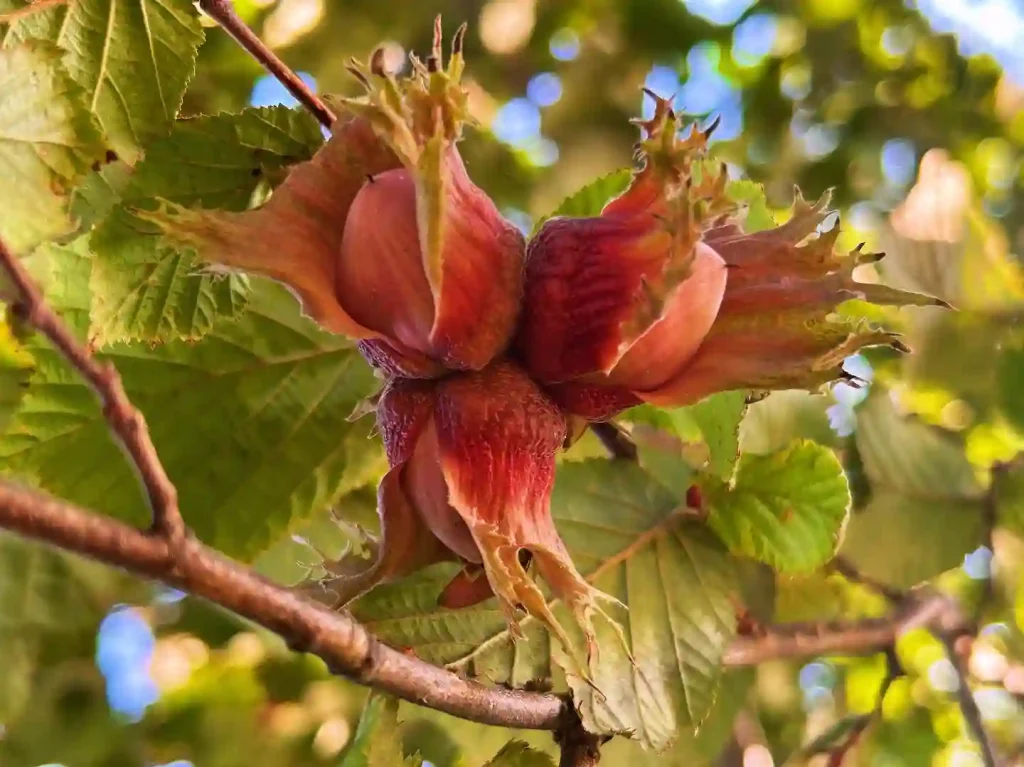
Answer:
[
  {"left": 557, "top": 707, "right": 604, "bottom": 766},
  {"left": 831, "top": 556, "right": 909, "bottom": 604},
  {"left": 0, "top": 481, "right": 567, "bottom": 730},
  {"left": 196, "top": 0, "right": 336, "bottom": 129},
  {"left": 724, "top": 594, "right": 965, "bottom": 667},
  {"left": 826, "top": 648, "right": 901, "bottom": 765},
  {"left": 0, "top": 241, "right": 185, "bottom": 547}
]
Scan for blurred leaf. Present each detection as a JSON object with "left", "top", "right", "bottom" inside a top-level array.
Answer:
[
  {"left": 739, "top": 390, "right": 838, "bottom": 455},
  {"left": 482, "top": 741, "right": 555, "bottom": 766},
  {"left": 998, "top": 341, "right": 1024, "bottom": 432},
  {"left": 705, "top": 440, "right": 850, "bottom": 571},
  {"left": 533, "top": 169, "right": 631, "bottom": 230},
  {"left": 0, "top": 662, "right": 141, "bottom": 766},
  {"left": 0, "top": 249, "right": 384, "bottom": 558},
  {"left": 355, "top": 460, "right": 737, "bottom": 751},
  {"left": 0, "top": 534, "right": 120, "bottom": 721},
  {"left": 90, "top": 106, "right": 323, "bottom": 345},
  {"left": 996, "top": 461, "right": 1024, "bottom": 536},
  {"left": 1, "top": 0, "right": 205, "bottom": 161},
  {"left": 342, "top": 694, "right": 422, "bottom": 767},
  {"left": 839, "top": 391, "right": 986, "bottom": 587},
  {"left": 879, "top": 205, "right": 1024, "bottom": 311},
  {"left": 0, "top": 42, "right": 104, "bottom": 252}
]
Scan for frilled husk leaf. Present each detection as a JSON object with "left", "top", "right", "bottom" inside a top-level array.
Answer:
[
  {"left": 638, "top": 191, "right": 947, "bottom": 406},
  {"left": 142, "top": 115, "right": 400, "bottom": 336},
  {"left": 430, "top": 362, "right": 621, "bottom": 661},
  {"left": 520, "top": 97, "right": 729, "bottom": 387}
]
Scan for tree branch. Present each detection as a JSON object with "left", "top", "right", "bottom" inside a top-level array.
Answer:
[
  {"left": 723, "top": 593, "right": 965, "bottom": 667},
  {"left": 0, "top": 241, "right": 185, "bottom": 546},
  {"left": 0, "top": 481, "right": 566, "bottom": 730},
  {"left": 824, "top": 648, "right": 902, "bottom": 765},
  {"left": 196, "top": 0, "right": 336, "bottom": 129}
]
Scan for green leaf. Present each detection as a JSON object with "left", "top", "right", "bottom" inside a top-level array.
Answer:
[
  {"left": 0, "top": 533, "right": 121, "bottom": 721},
  {"left": 628, "top": 390, "right": 747, "bottom": 482},
  {"left": 705, "top": 440, "right": 851, "bottom": 571},
  {"left": 679, "top": 390, "right": 748, "bottom": 479},
  {"left": 254, "top": 489, "right": 379, "bottom": 586},
  {"left": 839, "top": 391, "right": 986, "bottom": 587},
  {"left": 725, "top": 179, "right": 774, "bottom": 232},
  {"left": 483, "top": 741, "right": 556, "bottom": 767},
  {"left": 90, "top": 107, "right": 324, "bottom": 345},
  {"left": 0, "top": 42, "right": 104, "bottom": 252},
  {"left": 341, "top": 694, "right": 421, "bottom": 767},
  {"left": 2, "top": 0, "right": 204, "bottom": 161},
  {"left": 354, "top": 461, "right": 738, "bottom": 751},
  {"left": 533, "top": 169, "right": 632, "bottom": 231},
  {"left": 0, "top": 247, "right": 384, "bottom": 559},
  {"left": 69, "top": 160, "right": 133, "bottom": 229}
]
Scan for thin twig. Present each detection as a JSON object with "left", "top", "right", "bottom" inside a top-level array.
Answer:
[
  {"left": 825, "top": 648, "right": 902, "bottom": 765},
  {"left": 972, "top": 462, "right": 1006, "bottom": 625},
  {"left": 0, "top": 481, "right": 567, "bottom": 730},
  {"left": 196, "top": 0, "right": 336, "bottom": 129},
  {"left": 591, "top": 421, "right": 637, "bottom": 461},
  {"left": 832, "top": 556, "right": 909, "bottom": 604},
  {"left": 0, "top": 0, "right": 67, "bottom": 24},
  {"left": 0, "top": 240, "right": 186, "bottom": 547},
  {"left": 939, "top": 633, "right": 997, "bottom": 767}
]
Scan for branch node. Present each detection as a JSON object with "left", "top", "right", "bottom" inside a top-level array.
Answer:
[
  {"left": 556, "top": 707, "right": 605, "bottom": 766},
  {"left": 0, "top": 238, "right": 188, "bottom": 550}
]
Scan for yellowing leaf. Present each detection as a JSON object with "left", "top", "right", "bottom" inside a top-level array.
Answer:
[
  {"left": 2, "top": 0, "right": 204, "bottom": 161},
  {"left": 0, "top": 43, "right": 104, "bottom": 251}
]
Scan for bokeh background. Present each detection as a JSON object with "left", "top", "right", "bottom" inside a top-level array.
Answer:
[{"left": 2, "top": 0, "right": 1024, "bottom": 765}]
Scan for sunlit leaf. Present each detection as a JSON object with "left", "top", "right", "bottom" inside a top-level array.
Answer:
[
  {"left": 0, "top": 43, "right": 104, "bottom": 252},
  {"left": 1, "top": 0, "right": 205, "bottom": 161},
  {"left": 90, "top": 106, "right": 323, "bottom": 345},
  {"left": 705, "top": 440, "right": 850, "bottom": 571}
]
